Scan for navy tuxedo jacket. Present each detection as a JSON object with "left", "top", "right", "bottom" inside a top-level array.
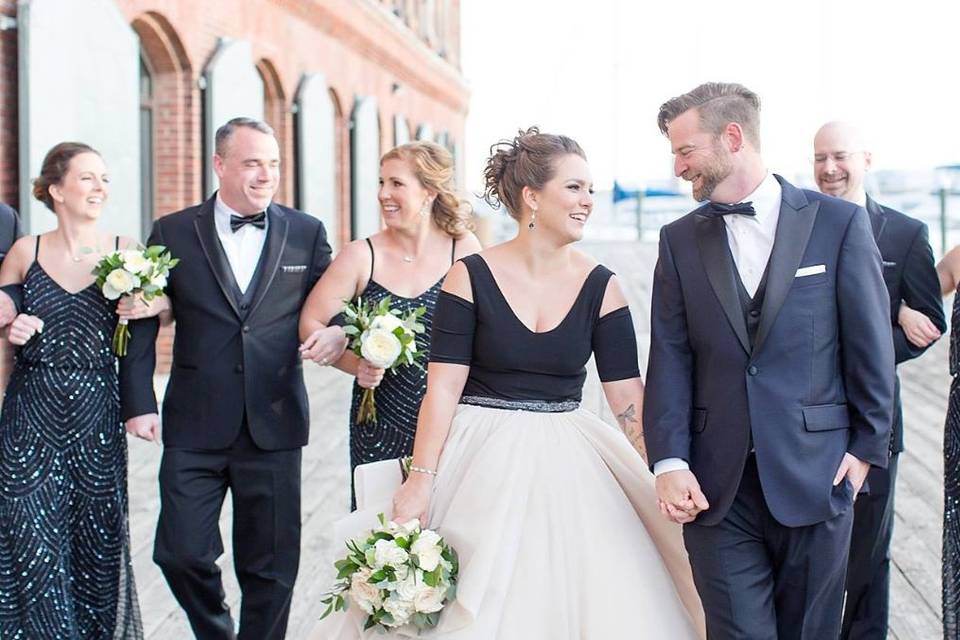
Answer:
[
  {"left": 643, "top": 176, "right": 895, "bottom": 527},
  {"left": 119, "top": 195, "right": 332, "bottom": 450}
]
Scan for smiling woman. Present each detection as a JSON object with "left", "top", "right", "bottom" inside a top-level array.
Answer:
[
  {"left": 298, "top": 140, "right": 481, "bottom": 508},
  {"left": 0, "top": 141, "right": 146, "bottom": 638}
]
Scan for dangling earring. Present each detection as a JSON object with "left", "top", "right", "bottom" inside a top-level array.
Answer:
[
  {"left": 528, "top": 208, "right": 537, "bottom": 230},
  {"left": 419, "top": 199, "right": 431, "bottom": 218}
]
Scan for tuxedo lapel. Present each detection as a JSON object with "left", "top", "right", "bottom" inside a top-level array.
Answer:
[
  {"left": 865, "top": 196, "right": 887, "bottom": 243},
  {"left": 193, "top": 196, "right": 241, "bottom": 318},
  {"left": 245, "top": 204, "right": 289, "bottom": 319},
  {"left": 695, "top": 213, "right": 751, "bottom": 354},
  {"left": 753, "top": 178, "right": 819, "bottom": 354}
]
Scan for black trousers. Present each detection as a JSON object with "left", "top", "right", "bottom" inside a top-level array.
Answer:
[
  {"left": 153, "top": 424, "right": 302, "bottom": 640},
  {"left": 684, "top": 455, "right": 855, "bottom": 640},
  {"left": 841, "top": 454, "right": 899, "bottom": 640}
]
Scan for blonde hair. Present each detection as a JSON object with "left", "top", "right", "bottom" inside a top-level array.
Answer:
[{"left": 380, "top": 141, "right": 473, "bottom": 238}]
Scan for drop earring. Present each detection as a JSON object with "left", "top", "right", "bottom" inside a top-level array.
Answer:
[{"left": 528, "top": 209, "right": 536, "bottom": 230}]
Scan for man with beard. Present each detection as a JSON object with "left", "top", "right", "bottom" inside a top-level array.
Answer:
[
  {"left": 644, "top": 82, "right": 896, "bottom": 639},
  {"left": 814, "top": 120, "right": 945, "bottom": 640}
]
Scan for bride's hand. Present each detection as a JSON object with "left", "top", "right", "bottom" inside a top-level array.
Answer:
[{"left": 392, "top": 473, "right": 433, "bottom": 524}]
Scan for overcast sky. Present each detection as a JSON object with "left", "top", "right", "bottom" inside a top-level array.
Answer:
[{"left": 460, "top": 0, "right": 960, "bottom": 192}]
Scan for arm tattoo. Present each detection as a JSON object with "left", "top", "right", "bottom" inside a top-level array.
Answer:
[{"left": 616, "top": 403, "right": 645, "bottom": 455}]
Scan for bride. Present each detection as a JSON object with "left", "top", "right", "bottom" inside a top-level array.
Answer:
[{"left": 312, "top": 127, "right": 704, "bottom": 639}]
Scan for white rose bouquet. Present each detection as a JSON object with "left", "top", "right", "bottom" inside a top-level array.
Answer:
[
  {"left": 92, "top": 245, "right": 179, "bottom": 356},
  {"left": 341, "top": 296, "right": 426, "bottom": 426},
  {"left": 320, "top": 513, "right": 459, "bottom": 631}
]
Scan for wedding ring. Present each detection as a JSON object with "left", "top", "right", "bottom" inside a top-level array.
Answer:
[{"left": 319, "top": 358, "right": 327, "bottom": 365}]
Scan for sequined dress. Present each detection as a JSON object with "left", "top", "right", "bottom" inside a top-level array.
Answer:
[
  {"left": 945, "top": 288, "right": 960, "bottom": 639},
  {"left": 0, "top": 247, "right": 143, "bottom": 638},
  {"left": 347, "top": 239, "right": 452, "bottom": 502}
]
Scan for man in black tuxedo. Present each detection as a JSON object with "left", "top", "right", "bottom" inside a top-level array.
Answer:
[
  {"left": 813, "top": 121, "right": 946, "bottom": 640},
  {"left": 644, "top": 83, "right": 895, "bottom": 639},
  {"left": 121, "top": 118, "right": 347, "bottom": 639}
]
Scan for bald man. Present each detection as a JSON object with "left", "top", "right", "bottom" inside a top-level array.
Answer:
[{"left": 814, "top": 121, "right": 946, "bottom": 639}]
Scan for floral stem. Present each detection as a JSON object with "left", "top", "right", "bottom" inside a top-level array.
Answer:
[
  {"left": 113, "top": 318, "right": 130, "bottom": 357},
  {"left": 357, "top": 388, "right": 377, "bottom": 426}
]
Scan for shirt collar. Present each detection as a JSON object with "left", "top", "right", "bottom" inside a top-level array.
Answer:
[
  {"left": 737, "top": 172, "right": 781, "bottom": 223},
  {"left": 214, "top": 193, "right": 268, "bottom": 233}
]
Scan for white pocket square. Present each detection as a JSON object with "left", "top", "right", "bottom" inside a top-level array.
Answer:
[
  {"left": 281, "top": 264, "right": 307, "bottom": 273},
  {"left": 795, "top": 264, "right": 826, "bottom": 278}
]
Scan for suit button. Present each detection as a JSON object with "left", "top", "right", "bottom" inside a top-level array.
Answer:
[
  {"left": 243, "top": 325, "right": 250, "bottom": 333},
  {"left": 749, "top": 309, "right": 760, "bottom": 318},
  {"left": 235, "top": 364, "right": 243, "bottom": 373},
  {"left": 240, "top": 303, "right": 249, "bottom": 311},
  {"left": 748, "top": 365, "right": 758, "bottom": 376}
]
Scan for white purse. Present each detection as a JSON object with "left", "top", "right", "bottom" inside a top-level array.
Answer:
[{"left": 353, "top": 458, "right": 407, "bottom": 510}]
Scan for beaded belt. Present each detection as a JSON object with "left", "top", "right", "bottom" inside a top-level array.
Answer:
[{"left": 460, "top": 395, "right": 579, "bottom": 413}]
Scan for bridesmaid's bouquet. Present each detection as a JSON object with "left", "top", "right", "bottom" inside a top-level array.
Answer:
[
  {"left": 320, "top": 513, "right": 459, "bottom": 631},
  {"left": 92, "top": 245, "right": 179, "bottom": 356},
  {"left": 341, "top": 296, "right": 426, "bottom": 426}
]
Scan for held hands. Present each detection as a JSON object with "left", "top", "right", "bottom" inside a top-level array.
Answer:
[
  {"left": 392, "top": 473, "right": 433, "bottom": 525},
  {"left": 7, "top": 314, "right": 43, "bottom": 345},
  {"left": 116, "top": 293, "right": 170, "bottom": 321},
  {"left": 125, "top": 413, "right": 161, "bottom": 442},
  {"left": 655, "top": 469, "right": 710, "bottom": 524},
  {"left": 898, "top": 303, "right": 941, "bottom": 348},
  {"left": 834, "top": 452, "right": 870, "bottom": 496},
  {"left": 356, "top": 359, "right": 385, "bottom": 389},
  {"left": 299, "top": 326, "right": 348, "bottom": 366}
]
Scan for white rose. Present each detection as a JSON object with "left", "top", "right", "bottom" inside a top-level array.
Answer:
[
  {"left": 121, "top": 250, "right": 151, "bottom": 274},
  {"left": 370, "top": 313, "right": 403, "bottom": 333},
  {"left": 102, "top": 268, "right": 138, "bottom": 300},
  {"left": 413, "top": 585, "right": 446, "bottom": 614},
  {"left": 149, "top": 272, "right": 168, "bottom": 289},
  {"left": 394, "top": 573, "right": 421, "bottom": 602},
  {"left": 373, "top": 538, "right": 409, "bottom": 569},
  {"left": 349, "top": 567, "right": 382, "bottom": 614},
  {"left": 360, "top": 328, "right": 403, "bottom": 369},
  {"left": 382, "top": 594, "right": 414, "bottom": 627},
  {"left": 411, "top": 530, "right": 443, "bottom": 572}
]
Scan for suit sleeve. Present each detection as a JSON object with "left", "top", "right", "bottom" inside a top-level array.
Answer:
[
  {"left": 0, "top": 205, "right": 23, "bottom": 312},
  {"left": 118, "top": 220, "right": 162, "bottom": 420},
  {"left": 307, "top": 221, "right": 333, "bottom": 291},
  {"left": 642, "top": 226, "right": 694, "bottom": 469},
  {"left": 893, "top": 223, "right": 946, "bottom": 363},
  {"left": 837, "top": 207, "right": 895, "bottom": 467}
]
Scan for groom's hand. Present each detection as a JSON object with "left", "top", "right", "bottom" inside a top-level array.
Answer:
[
  {"left": 833, "top": 452, "right": 870, "bottom": 495},
  {"left": 655, "top": 470, "right": 709, "bottom": 524}
]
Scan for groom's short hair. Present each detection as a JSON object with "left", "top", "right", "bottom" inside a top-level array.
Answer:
[
  {"left": 215, "top": 117, "right": 275, "bottom": 157},
  {"left": 658, "top": 82, "right": 762, "bottom": 150}
]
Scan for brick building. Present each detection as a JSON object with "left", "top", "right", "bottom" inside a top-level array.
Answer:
[{"left": 0, "top": 0, "right": 468, "bottom": 368}]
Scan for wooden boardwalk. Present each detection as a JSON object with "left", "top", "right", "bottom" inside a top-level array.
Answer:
[{"left": 130, "top": 240, "right": 950, "bottom": 638}]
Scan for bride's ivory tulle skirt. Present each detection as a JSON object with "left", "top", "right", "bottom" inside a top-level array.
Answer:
[{"left": 310, "top": 404, "right": 705, "bottom": 639}]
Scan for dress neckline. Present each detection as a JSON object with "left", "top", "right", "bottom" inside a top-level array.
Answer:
[
  {"left": 366, "top": 277, "right": 444, "bottom": 302},
  {"left": 30, "top": 262, "right": 98, "bottom": 297},
  {"left": 474, "top": 255, "right": 602, "bottom": 335}
]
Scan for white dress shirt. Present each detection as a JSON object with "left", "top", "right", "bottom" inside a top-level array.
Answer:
[
  {"left": 653, "top": 173, "right": 782, "bottom": 476},
  {"left": 214, "top": 195, "right": 268, "bottom": 294}
]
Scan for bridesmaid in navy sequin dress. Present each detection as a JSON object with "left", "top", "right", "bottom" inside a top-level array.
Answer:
[
  {"left": 0, "top": 143, "right": 144, "bottom": 639},
  {"left": 299, "top": 141, "right": 480, "bottom": 505}
]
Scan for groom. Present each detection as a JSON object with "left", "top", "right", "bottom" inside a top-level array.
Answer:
[
  {"left": 122, "top": 117, "right": 345, "bottom": 639},
  {"left": 643, "top": 83, "right": 895, "bottom": 639}
]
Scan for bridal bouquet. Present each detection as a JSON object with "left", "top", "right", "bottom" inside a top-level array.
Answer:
[
  {"left": 320, "top": 513, "right": 459, "bottom": 631},
  {"left": 92, "top": 245, "right": 179, "bottom": 356},
  {"left": 341, "top": 296, "right": 426, "bottom": 425}
]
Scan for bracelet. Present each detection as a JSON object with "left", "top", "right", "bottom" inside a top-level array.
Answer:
[{"left": 409, "top": 464, "right": 437, "bottom": 477}]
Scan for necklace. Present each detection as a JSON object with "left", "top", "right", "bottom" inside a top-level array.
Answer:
[{"left": 402, "top": 255, "right": 413, "bottom": 263}]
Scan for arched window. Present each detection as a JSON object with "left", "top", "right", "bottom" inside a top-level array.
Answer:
[{"left": 139, "top": 54, "right": 155, "bottom": 239}]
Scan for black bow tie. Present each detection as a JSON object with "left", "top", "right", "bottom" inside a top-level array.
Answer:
[
  {"left": 230, "top": 211, "right": 266, "bottom": 232},
  {"left": 706, "top": 201, "right": 756, "bottom": 218}
]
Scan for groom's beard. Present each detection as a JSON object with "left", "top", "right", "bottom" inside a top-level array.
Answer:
[{"left": 688, "top": 145, "right": 734, "bottom": 202}]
